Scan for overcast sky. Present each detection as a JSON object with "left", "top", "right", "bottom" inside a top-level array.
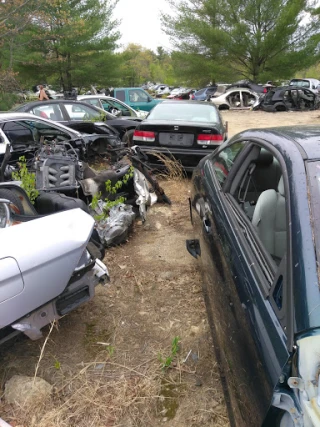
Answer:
[{"left": 114, "top": 0, "right": 174, "bottom": 52}]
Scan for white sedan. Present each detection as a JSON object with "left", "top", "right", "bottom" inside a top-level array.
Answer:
[
  {"left": 78, "top": 95, "right": 148, "bottom": 119},
  {"left": 209, "top": 88, "right": 260, "bottom": 110}
]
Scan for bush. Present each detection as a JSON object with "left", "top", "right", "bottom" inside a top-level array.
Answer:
[{"left": 0, "top": 93, "right": 20, "bottom": 111}]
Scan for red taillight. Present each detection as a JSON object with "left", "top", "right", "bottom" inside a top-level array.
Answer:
[
  {"left": 133, "top": 130, "right": 155, "bottom": 142},
  {"left": 197, "top": 134, "right": 223, "bottom": 145},
  {"left": 263, "top": 88, "right": 267, "bottom": 93}
]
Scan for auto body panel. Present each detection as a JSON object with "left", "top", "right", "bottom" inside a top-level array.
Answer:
[
  {"left": 0, "top": 208, "right": 94, "bottom": 328},
  {"left": 191, "top": 161, "right": 287, "bottom": 426},
  {"left": 190, "top": 126, "right": 320, "bottom": 425}
]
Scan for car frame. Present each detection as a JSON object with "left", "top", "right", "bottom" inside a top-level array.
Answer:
[
  {"left": 0, "top": 112, "right": 123, "bottom": 163},
  {"left": 188, "top": 125, "right": 320, "bottom": 426},
  {"left": 13, "top": 99, "right": 139, "bottom": 143},
  {"left": 210, "top": 87, "right": 260, "bottom": 109}
]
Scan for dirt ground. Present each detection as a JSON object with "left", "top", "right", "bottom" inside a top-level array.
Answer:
[{"left": 0, "top": 110, "right": 319, "bottom": 427}]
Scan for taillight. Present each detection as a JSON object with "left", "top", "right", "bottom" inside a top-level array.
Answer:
[
  {"left": 263, "top": 88, "right": 267, "bottom": 93},
  {"left": 133, "top": 130, "right": 155, "bottom": 142},
  {"left": 197, "top": 134, "right": 223, "bottom": 145}
]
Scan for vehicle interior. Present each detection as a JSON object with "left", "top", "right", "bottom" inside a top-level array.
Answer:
[{"left": 229, "top": 147, "right": 286, "bottom": 264}]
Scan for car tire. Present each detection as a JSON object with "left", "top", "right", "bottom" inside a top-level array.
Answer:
[
  {"left": 122, "top": 129, "right": 135, "bottom": 146},
  {"left": 0, "top": 189, "right": 25, "bottom": 214},
  {"left": 274, "top": 103, "right": 287, "bottom": 112}
]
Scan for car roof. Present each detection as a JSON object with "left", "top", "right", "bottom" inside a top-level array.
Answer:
[
  {"left": 15, "top": 99, "right": 102, "bottom": 109},
  {"left": 157, "top": 100, "right": 218, "bottom": 107},
  {"left": 0, "top": 112, "right": 80, "bottom": 134},
  {"left": 229, "top": 125, "right": 320, "bottom": 160}
]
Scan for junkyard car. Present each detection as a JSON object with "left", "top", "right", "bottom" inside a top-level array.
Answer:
[
  {"left": 132, "top": 101, "right": 227, "bottom": 171},
  {"left": 257, "top": 86, "right": 320, "bottom": 112},
  {"left": 192, "top": 86, "right": 218, "bottom": 101},
  {"left": 289, "top": 78, "right": 320, "bottom": 94},
  {"left": 187, "top": 125, "right": 320, "bottom": 426},
  {"left": 77, "top": 95, "right": 148, "bottom": 119},
  {"left": 209, "top": 87, "right": 260, "bottom": 109},
  {"left": 0, "top": 113, "right": 123, "bottom": 162},
  {"left": 14, "top": 100, "right": 139, "bottom": 143},
  {"left": 0, "top": 183, "right": 109, "bottom": 344}
]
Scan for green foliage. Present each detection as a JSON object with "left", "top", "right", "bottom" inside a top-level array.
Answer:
[
  {"left": 54, "top": 359, "right": 61, "bottom": 370},
  {"left": 158, "top": 336, "right": 181, "bottom": 371},
  {"left": 12, "top": 156, "right": 39, "bottom": 204},
  {"left": 91, "top": 166, "right": 134, "bottom": 221},
  {"left": 162, "top": 0, "right": 320, "bottom": 83},
  {"left": 0, "top": 93, "right": 20, "bottom": 111},
  {"left": 4, "top": 0, "right": 121, "bottom": 91}
]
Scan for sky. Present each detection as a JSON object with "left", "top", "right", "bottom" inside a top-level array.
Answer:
[{"left": 113, "top": 0, "right": 174, "bottom": 52}]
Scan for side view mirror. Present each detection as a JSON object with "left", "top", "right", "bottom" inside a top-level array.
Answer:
[
  {"left": 0, "top": 199, "right": 11, "bottom": 228},
  {"left": 147, "top": 97, "right": 152, "bottom": 102}
]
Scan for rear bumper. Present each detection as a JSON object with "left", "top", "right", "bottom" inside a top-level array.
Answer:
[{"left": 138, "top": 146, "right": 217, "bottom": 171}]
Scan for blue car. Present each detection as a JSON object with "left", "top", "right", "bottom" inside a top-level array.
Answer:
[
  {"left": 192, "top": 86, "right": 217, "bottom": 101},
  {"left": 187, "top": 126, "right": 320, "bottom": 426}
]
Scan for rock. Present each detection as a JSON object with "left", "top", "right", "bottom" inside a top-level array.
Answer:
[
  {"left": 5, "top": 375, "right": 52, "bottom": 407},
  {"left": 195, "top": 378, "right": 203, "bottom": 387},
  {"left": 190, "top": 325, "right": 200, "bottom": 335}
]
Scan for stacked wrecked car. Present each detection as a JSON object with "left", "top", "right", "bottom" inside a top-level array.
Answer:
[{"left": 0, "top": 112, "right": 170, "bottom": 345}]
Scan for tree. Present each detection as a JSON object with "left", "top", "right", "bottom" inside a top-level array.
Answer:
[
  {"left": 15, "top": 0, "right": 120, "bottom": 90},
  {"left": 162, "top": 0, "right": 320, "bottom": 83}
]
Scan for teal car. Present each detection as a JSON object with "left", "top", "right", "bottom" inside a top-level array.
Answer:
[{"left": 111, "top": 88, "right": 163, "bottom": 112}]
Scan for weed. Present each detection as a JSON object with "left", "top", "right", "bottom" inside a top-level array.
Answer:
[
  {"left": 90, "top": 166, "right": 134, "bottom": 220},
  {"left": 12, "top": 156, "right": 39, "bottom": 204},
  {"left": 158, "top": 336, "right": 181, "bottom": 370}
]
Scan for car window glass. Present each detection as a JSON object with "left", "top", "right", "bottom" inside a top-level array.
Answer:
[
  {"left": 2, "top": 120, "right": 70, "bottom": 144},
  {"left": 64, "top": 103, "right": 100, "bottom": 121},
  {"left": 31, "top": 104, "right": 64, "bottom": 121},
  {"left": 116, "top": 90, "right": 126, "bottom": 102},
  {"left": 129, "top": 89, "right": 148, "bottom": 103},
  {"left": 2, "top": 121, "right": 34, "bottom": 144},
  {"left": 234, "top": 147, "right": 286, "bottom": 264},
  {"left": 87, "top": 99, "right": 100, "bottom": 107},
  {"left": 109, "top": 99, "right": 130, "bottom": 113},
  {"left": 147, "top": 103, "right": 219, "bottom": 122},
  {"left": 211, "top": 142, "right": 245, "bottom": 185}
]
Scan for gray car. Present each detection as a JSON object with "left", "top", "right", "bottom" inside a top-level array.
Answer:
[{"left": 0, "top": 182, "right": 109, "bottom": 344}]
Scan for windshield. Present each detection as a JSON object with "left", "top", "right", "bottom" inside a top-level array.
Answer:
[
  {"left": 147, "top": 103, "right": 219, "bottom": 123},
  {"left": 290, "top": 80, "right": 310, "bottom": 88}
]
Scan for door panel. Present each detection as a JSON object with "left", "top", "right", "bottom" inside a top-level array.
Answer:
[{"left": 192, "top": 159, "right": 287, "bottom": 426}]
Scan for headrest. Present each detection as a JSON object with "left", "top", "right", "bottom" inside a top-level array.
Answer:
[
  {"left": 278, "top": 176, "right": 285, "bottom": 196},
  {"left": 255, "top": 149, "right": 274, "bottom": 167}
]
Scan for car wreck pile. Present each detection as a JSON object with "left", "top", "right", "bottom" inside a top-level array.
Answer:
[
  {"left": 0, "top": 127, "right": 170, "bottom": 345},
  {"left": 207, "top": 80, "right": 320, "bottom": 112}
]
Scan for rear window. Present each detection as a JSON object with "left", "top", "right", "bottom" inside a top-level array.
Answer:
[
  {"left": 147, "top": 103, "right": 219, "bottom": 123},
  {"left": 290, "top": 80, "right": 310, "bottom": 88},
  {"left": 116, "top": 90, "right": 126, "bottom": 102}
]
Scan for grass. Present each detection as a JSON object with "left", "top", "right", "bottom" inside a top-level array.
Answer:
[{"left": 148, "top": 151, "right": 187, "bottom": 181}]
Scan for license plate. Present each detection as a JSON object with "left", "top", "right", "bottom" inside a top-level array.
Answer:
[{"left": 159, "top": 133, "right": 194, "bottom": 147}]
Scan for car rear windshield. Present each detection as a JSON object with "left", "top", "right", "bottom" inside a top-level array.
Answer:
[
  {"left": 147, "top": 103, "right": 219, "bottom": 123},
  {"left": 290, "top": 80, "right": 310, "bottom": 88}
]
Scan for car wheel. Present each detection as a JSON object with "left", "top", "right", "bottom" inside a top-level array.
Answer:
[
  {"left": 274, "top": 103, "right": 287, "bottom": 112},
  {"left": 122, "top": 129, "right": 135, "bottom": 146},
  {"left": 0, "top": 189, "right": 24, "bottom": 214},
  {"left": 218, "top": 104, "right": 229, "bottom": 110}
]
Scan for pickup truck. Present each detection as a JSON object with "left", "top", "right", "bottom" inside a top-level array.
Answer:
[{"left": 110, "top": 88, "right": 163, "bottom": 112}]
